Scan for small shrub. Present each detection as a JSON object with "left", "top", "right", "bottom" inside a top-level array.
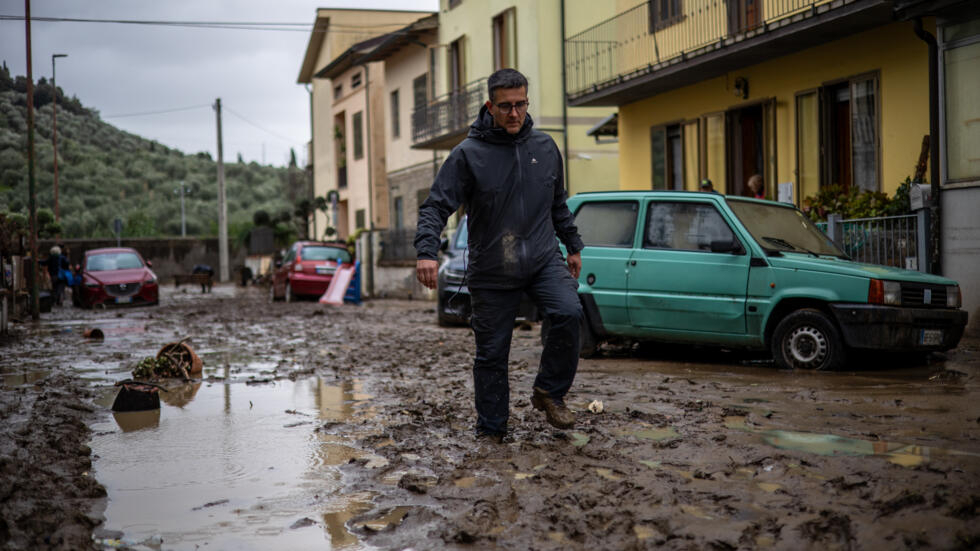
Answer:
[{"left": 802, "top": 179, "right": 915, "bottom": 222}]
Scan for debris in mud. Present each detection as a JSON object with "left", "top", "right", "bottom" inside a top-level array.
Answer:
[
  {"left": 111, "top": 380, "right": 164, "bottom": 412},
  {"left": 398, "top": 473, "right": 434, "bottom": 494},
  {"left": 353, "top": 506, "right": 412, "bottom": 533},
  {"left": 290, "top": 517, "right": 317, "bottom": 529},
  {"left": 131, "top": 338, "right": 202, "bottom": 379},
  {"left": 588, "top": 399, "right": 604, "bottom": 413},
  {"left": 797, "top": 510, "right": 854, "bottom": 548},
  {"left": 192, "top": 499, "right": 230, "bottom": 511},
  {"left": 83, "top": 328, "right": 105, "bottom": 340},
  {"left": 877, "top": 491, "right": 926, "bottom": 517},
  {"left": 452, "top": 500, "right": 498, "bottom": 543},
  {"left": 929, "top": 369, "right": 967, "bottom": 382}
]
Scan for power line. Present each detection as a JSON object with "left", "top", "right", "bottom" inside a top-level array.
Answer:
[
  {"left": 103, "top": 104, "right": 211, "bottom": 119},
  {"left": 0, "top": 15, "right": 412, "bottom": 33},
  {"left": 223, "top": 106, "right": 298, "bottom": 145}
]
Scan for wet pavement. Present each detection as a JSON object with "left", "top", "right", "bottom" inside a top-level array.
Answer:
[{"left": 0, "top": 284, "right": 978, "bottom": 549}]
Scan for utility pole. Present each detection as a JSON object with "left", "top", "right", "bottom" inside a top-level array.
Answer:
[
  {"left": 174, "top": 181, "right": 190, "bottom": 237},
  {"left": 25, "top": 0, "right": 39, "bottom": 320},
  {"left": 214, "top": 98, "right": 229, "bottom": 282},
  {"left": 51, "top": 53, "right": 67, "bottom": 221}
]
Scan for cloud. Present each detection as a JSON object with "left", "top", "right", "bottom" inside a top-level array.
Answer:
[{"left": 1, "top": 0, "right": 437, "bottom": 166}]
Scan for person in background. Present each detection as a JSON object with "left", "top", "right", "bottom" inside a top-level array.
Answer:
[
  {"left": 748, "top": 174, "right": 765, "bottom": 199},
  {"left": 42, "top": 245, "right": 69, "bottom": 306},
  {"left": 699, "top": 179, "right": 718, "bottom": 194},
  {"left": 192, "top": 264, "right": 214, "bottom": 293}
]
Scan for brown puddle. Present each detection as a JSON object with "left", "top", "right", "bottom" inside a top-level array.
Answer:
[
  {"left": 91, "top": 377, "right": 378, "bottom": 549},
  {"left": 725, "top": 416, "right": 980, "bottom": 467},
  {"left": 2, "top": 370, "right": 48, "bottom": 387}
]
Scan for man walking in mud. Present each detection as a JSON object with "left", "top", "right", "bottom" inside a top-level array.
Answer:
[{"left": 415, "top": 68, "right": 585, "bottom": 441}]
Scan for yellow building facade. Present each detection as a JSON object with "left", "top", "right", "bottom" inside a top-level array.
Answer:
[
  {"left": 416, "top": 0, "right": 621, "bottom": 197},
  {"left": 616, "top": 21, "right": 932, "bottom": 202}
]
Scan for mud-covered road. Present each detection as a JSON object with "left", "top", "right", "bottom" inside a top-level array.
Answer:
[{"left": 1, "top": 285, "right": 978, "bottom": 550}]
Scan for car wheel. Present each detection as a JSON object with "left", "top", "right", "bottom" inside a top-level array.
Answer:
[
  {"left": 285, "top": 282, "right": 294, "bottom": 303},
  {"left": 771, "top": 308, "right": 846, "bottom": 370}
]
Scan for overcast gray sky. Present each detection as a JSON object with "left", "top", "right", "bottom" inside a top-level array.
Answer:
[{"left": 1, "top": 0, "right": 438, "bottom": 167}]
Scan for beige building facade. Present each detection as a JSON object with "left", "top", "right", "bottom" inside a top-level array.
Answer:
[{"left": 297, "top": 8, "right": 431, "bottom": 240}]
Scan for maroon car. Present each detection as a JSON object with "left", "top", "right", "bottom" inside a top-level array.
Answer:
[
  {"left": 270, "top": 241, "right": 352, "bottom": 302},
  {"left": 77, "top": 247, "right": 159, "bottom": 308}
]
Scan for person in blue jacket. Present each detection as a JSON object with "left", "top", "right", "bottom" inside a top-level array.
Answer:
[
  {"left": 414, "top": 69, "right": 584, "bottom": 441},
  {"left": 43, "top": 245, "right": 71, "bottom": 306}
]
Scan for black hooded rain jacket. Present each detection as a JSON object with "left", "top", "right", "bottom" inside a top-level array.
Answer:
[{"left": 414, "top": 105, "right": 584, "bottom": 290}]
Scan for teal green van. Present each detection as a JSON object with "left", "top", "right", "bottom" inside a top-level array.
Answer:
[{"left": 566, "top": 191, "right": 967, "bottom": 370}]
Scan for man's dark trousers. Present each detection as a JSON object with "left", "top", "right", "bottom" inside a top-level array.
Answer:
[{"left": 469, "top": 256, "right": 582, "bottom": 436}]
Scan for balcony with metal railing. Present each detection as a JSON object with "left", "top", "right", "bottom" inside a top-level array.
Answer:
[
  {"left": 565, "top": 0, "right": 891, "bottom": 106},
  {"left": 411, "top": 78, "right": 486, "bottom": 150}
]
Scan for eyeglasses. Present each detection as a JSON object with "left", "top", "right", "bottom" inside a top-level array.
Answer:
[{"left": 494, "top": 100, "right": 529, "bottom": 114}]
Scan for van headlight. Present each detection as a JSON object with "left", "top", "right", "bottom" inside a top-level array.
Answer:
[
  {"left": 947, "top": 285, "right": 961, "bottom": 308},
  {"left": 868, "top": 279, "right": 901, "bottom": 305}
]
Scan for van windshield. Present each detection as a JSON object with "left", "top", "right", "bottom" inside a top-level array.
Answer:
[{"left": 727, "top": 200, "right": 846, "bottom": 258}]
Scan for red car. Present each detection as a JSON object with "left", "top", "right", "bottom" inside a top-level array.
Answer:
[
  {"left": 76, "top": 247, "right": 159, "bottom": 308},
  {"left": 270, "top": 241, "right": 353, "bottom": 302}
]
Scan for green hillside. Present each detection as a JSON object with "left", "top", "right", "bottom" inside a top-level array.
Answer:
[{"left": 0, "top": 63, "right": 308, "bottom": 241}]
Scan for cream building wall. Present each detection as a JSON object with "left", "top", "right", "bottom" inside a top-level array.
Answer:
[
  {"left": 299, "top": 8, "right": 432, "bottom": 238},
  {"left": 383, "top": 36, "right": 446, "bottom": 233},
  {"left": 384, "top": 44, "right": 437, "bottom": 174},
  {"left": 330, "top": 64, "right": 380, "bottom": 237}
]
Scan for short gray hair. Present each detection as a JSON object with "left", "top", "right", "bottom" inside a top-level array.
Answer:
[{"left": 487, "top": 69, "right": 528, "bottom": 102}]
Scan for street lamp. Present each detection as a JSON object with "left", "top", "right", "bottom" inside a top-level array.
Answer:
[
  {"left": 51, "top": 53, "right": 67, "bottom": 222},
  {"left": 174, "top": 181, "right": 191, "bottom": 237}
]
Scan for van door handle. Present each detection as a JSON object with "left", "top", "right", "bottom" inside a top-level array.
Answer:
[{"left": 629, "top": 260, "right": 636, "bottom": 266}]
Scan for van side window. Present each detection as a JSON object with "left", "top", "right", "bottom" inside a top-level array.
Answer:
[
  {"left": 575, "top": 201, "right": 639, "bottom": 248},
  {"left": 643, "top": 202, "right": 736, "bottom": 252}
]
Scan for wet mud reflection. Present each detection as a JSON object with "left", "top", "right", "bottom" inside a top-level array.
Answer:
[
  {"left": 725, "top": 416, "right": 980, "bottom": 467},
  {"left": 92, "top": 376, "right": 376, "bottom": 549}
]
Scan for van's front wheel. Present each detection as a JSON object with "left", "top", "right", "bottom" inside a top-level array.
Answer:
[{"left": 771, "top": 309, "right": 846, "bottom": 370}]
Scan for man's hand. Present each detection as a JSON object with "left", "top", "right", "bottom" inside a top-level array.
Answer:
[
  {"left": 417, "top": 259, "right": 439, "bottom": 289},
  {"left": 566, "top": 252, "right": 581, "bottom": 280}
]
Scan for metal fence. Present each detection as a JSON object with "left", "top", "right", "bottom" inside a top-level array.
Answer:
[
  {"left": 378, "top": 228, "right": 417, "bottom": 263},
  {"left": 565, "top": 0, "right": 839, "bottom": 99},
  {"left": 818, "top": 211, "right": 929, "bottom": 271},
  {"left": 411, "top": 79, "right": 485, "bottom": 145}
]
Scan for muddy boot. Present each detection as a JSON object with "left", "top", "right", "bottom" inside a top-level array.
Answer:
[
  {"left": 530, "top": 387, "right": 574, "bottom": 429},
  {"left": 475, "top": 430, "right": 505, "bottom": 444}
]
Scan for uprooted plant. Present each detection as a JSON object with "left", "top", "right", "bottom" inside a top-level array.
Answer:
[{"left": 131, "top": 338, "right": 197, "bottom": 380}]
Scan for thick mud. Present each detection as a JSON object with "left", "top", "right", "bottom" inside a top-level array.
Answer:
[{"left": 1, "top": 286, "right": 978, "bottom": 549}]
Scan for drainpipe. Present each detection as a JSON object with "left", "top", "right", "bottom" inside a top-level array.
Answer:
[
  {"left": 363, "top": 63, "right": 375, "bottom": 296},
  {"left": 305, "top": 83, "right": 316, "bottom": 239},
  {"left": 913, "top": 17, "right": 941, "bottom": 275},
  {"left": 560, "top": 0, "right": 571, "bottom": 194}
]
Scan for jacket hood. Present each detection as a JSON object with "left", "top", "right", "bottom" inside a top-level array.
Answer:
[{"left": 468, "top": 104, "right": 534, "bottom": 144}]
